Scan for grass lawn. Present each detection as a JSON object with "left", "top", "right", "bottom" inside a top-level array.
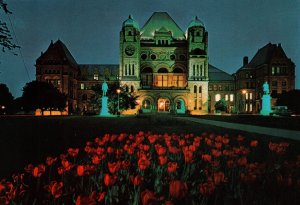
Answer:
[
  {"left": 0, "top": 115, "right": 299, "bottom": 179},
  {"left": 194, "top": 114, "right": 300, "bottom": 130}
]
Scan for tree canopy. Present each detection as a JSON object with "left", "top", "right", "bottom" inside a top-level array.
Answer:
[
  {"left": 276, "top": 89, "right": 300, "bottom": 114},
  {"left": 21, "top": 81, "right": 66, "bottom": 113},
  {"left": 215, "top": 98, "right": 227, "bottom": 112},
  {"left": 0, "top": 0, "right": 19, "bottom": 53},
  {"left": 91, "top": 82, "right": 138, "bottom": 115},
  {"left": 0, "top": 83, "right": 14, "bottom": 114}
]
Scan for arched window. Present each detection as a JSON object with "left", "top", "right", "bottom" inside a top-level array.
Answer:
[
  {"left": 125, "top": 86, "right": 129, "bottom": 92},
  {"left": 199, "top": 86, "right": 202, "bottom": 93},
  {"left": 173, "top": 67, "right": 183, "bottom": 73},
  {"left": 131, "top": 85, "right": 134, "bottom": 93},
  {"left": 194, "top": 85, "right": 197, "bottom": 93},
  {"left": 157, "top": 68, "right": 168, "bottom": 73}
]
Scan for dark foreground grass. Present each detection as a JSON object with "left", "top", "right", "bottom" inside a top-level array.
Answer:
[
  {"left": 0, "top": 115, "right": 299, "bottom": 178},
  {"left": 195, "top": 114, "right": 300, "bottom": 130}
]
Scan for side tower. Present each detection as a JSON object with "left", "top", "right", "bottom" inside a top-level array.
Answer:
[
  {"left": 119, "top": 15, "right": 141, "bottom": 92},
  {"left": 187, "top": 16, "right": 209, "bottom": 114}
]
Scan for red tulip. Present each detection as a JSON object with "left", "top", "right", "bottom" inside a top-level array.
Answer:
[
  {"left": 183, "top": 150, "right": 193, "bottom": 163},
  {"left": 46, "top": 181, "right": 63, "bottom": 199},
  {"left": 211, "top": 149, "right": 222, "bottom": 158},
  {"left": 213, "top": 171, "right": 225, "bottom": 185},
  {"left": 158, "top": 156, "right": 167, "bottom": 166},
  {"left": 103, "top": 174, "right": 117, "bottom": 186},
  {"left": 77, "top": 165, "right": 85, "bottom": 176},
  {"left": 250, "top": 140, "right": 258, "bottom": 147},
  {"left": 237, "top": 157, "right": 247, "bottom": 166},
  {"left": 155, "top": 144, "right": 167, "bottom": 156},
  {"left": 68, "top": 148, "right": 79, "bottom": 157},
  {"left": 167, "top": 162, "right": 178, "bottom": 173},
  {"left": 32, "top": 164, "right": 46, "bottom": 178},
  {"left": 199, "top": 181, "right": 215, "bottom": 196},
  {"left": 107, "top": 146, "right": 114, "bottom": 154},
  {"left": 169, "top": 180, "right": 188, "bottom": 199},
  {"left": 202, "top": 154, "right": 212, "bottom": 162},
  {"left": 92, "top": 155, "right": 101, "bottom": 165},
  {"left": 138, "top": 157, "right": 151, "bottom": 170},
  {"left": 130, "top": 175, "right": 144, "bottom": 186},
  {"left": 75, "top": 195, "right": 90, "bottom": 205},
  {"left": 148, "top": 135, "right": 157, "bottom": 144},
  {"left": 108, "top": 161, "right": 120, "bottom": 174},
  {"left": 61, "top": 160, "right": 72, "bottom": 171},
  {"left": 141, "top": 189, "right": 157, "bottom": 205},
  {"left": 46, "top": 157, "right": 57, "bottom": 166}
]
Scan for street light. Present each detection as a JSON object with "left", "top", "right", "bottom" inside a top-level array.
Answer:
[{"left": 116, "top": 88, "right": 121, "bottom": 115}]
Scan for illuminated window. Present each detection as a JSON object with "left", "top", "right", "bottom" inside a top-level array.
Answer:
[
  {"left": 93, "top": 74, "right": 99, "bottom": 80},
  {"left": 57, "top": 80, "right": 61, "bottom": 85},
  {"left": 245, "top": 93, "right": 249, "bottom": 100},
  {"left": 80, "top": 83, "right": 85, "bottom": 90},
  {"left": 250, "top": 103, "right": 253, "bottom": 112},
  {"left": 230, "top": 94, "right": 234, "bottom": 102},
  {"left": 215, "top": 94, "right": 221, "bottom": 102},
  {"left": 249, "top": 93, "right": 253, "bottom": 100},
  {"left": 225, "top": 95, "right": 228, "bottom": 101}
]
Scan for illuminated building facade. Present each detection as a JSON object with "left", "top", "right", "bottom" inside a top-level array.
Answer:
[
  {"left": 235, "top": 43, "right": 295, "bottom": 113},
  {"left": 35, "top": 13, "right": 294, "bottom": 115}
]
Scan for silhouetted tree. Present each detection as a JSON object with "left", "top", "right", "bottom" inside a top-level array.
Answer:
[
  {"left": 21, "top": 81, "right": 66, "bottom": 114},
  {"left": 0, "top": 83, "right": 14, "bottom": 114},
  {"left": 0, "top": 1, "right": 19, "bottom": 53},
  {"left": 276, "top": 89, "right": 300, "bottom": 114},
  {"left": 215, "top": 98, "right": 227, "bottom": 112},
  {"left": 91, "top": 82, "right": 138, "bottom": 115}
]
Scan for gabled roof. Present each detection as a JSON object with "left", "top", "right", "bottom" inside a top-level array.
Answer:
[
  {"left": 209, "top": 64, "right": 234, "bottom": 81},
  {"left": 243, "top": 43, "right": 288, "bottom": 69},
  {"left": 141, "top": 12, "right": 186, "bottom": 40},
  {"left": 36, "top": 40, "right": 78, "bottom": 66}
]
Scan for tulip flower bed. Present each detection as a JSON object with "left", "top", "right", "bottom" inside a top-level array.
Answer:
[{"left": 0, "top": 132, "right": 299, "bottom": 205}]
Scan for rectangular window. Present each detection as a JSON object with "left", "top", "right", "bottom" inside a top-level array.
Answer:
[
  {"left": 245, "top": 93, "right": 249, "bottom": 100},
  {"left": 93, "top": 74, "right": 99, "bottom": 80},
  {"left": 208, "top": 85, "right": 212, "bottom": 91},
  {"left": 80, "top": 83, "right": 85, "bottom": 90},
  {"left": 213, "top": 85, "right": 217, "bottom": 91},
  {"left": 225, "top": 94, "right": 228, "bottom": 101},
  {"left": 250, "top": 103, "right": 253, "bottom": 112},
  {"left": 249, "top": 92, "right": 253, "bottom": 100},
  {"left": 230, "top": 94, "right": 234, "bottom": 102},
  {"left": 272, "top": 67, "right": 275, "bottom": 75},
  {"left": 215, "top": 94, "right": 221, "bottom": 102},
  {"left": 57, "top": 80, "right": 61, "bottom": 85},
  {"left": 218, "top": 85, "right": 222, "bottom": 91},
  {"left": 282, "top": 81, "right": 287, "bottom": 86}
]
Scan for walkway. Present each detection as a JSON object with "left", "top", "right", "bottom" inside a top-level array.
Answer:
[{"left": 176, "top": 117, "right": 300, "bottom": 141}]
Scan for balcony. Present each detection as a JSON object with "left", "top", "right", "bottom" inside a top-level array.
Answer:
[{"left": 141, "top": 73, "right": 187, "bottom": 90}]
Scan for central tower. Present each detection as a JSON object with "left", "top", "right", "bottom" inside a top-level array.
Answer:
[{"left": 119, "top": 12, "right": 209, "bottom": 114}]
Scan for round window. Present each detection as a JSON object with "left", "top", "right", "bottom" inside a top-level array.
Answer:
[
  {"left": 170, "top": 54, "right": 176, "bottom": 60},
  {"left": 141, "top": 53, "right": 147, "bottom": 60},
  {"left": 151, "top": 54, "right": 156, "bottom": 60}
]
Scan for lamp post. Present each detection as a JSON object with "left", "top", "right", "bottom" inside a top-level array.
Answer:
[
  {"left": 116, "top": 88, "right": 121, "bottom": 115},
  {"left": 242, "top": 90, "right": 247, "bottom": 113}
]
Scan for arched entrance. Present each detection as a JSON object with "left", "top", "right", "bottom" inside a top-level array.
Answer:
[
  {"left": 176, "top": 99, "right": 186, "bottom": 114},
  {"left": 157, "top": 98, "right": 170, "bottom": 112}
]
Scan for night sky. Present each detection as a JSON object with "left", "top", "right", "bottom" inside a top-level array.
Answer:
[{"left": 0, "top": 0, "right": 299, "bottom": 97}]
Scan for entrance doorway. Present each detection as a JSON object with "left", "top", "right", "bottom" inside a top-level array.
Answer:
[{"left": 158, "top": 98, "right": 170, "bottom": 112}]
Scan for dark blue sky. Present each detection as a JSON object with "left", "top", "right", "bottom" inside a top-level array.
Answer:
[{"left": 1, "top": 0, "right": 299, "bottom": 97}]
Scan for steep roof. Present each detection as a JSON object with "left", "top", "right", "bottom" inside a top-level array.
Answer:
[
  {"left": 36, "top": 40, "right": 78, "bottom": 66},
  {"left": 141, "top": 12, "right": 186, "bottom": 40},
  {"left": 209, "top": 64, "right": 234, "bottom": 81},
  {"left": 243, "top": 43, "right": 288, "bottom": 69}
]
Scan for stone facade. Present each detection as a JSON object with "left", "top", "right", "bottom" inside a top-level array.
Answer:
[
  {"left": 35, "top": 13, "right": 295, "bottom": 115},
  {"left": 235, "top": 43, "right": 295, "bottom": 113}
]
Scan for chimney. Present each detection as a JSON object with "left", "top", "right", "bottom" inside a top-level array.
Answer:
[{"left": 243, "top": 56, "right": 248, "bottom": 66}]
